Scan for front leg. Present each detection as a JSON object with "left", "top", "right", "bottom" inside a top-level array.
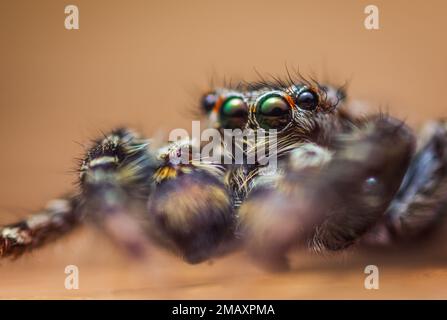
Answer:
[
  {"left": 78, "top": 127, "right": 159, "bottom": 256},
  {"left": 1, "top": 127, "right": 158, "bottom": 259},
  {"left": 147, "top": 140, "right": 236, "bottom": 264},
  {"left": 238, "top": 115, "right": 415, "bottom": 270},
  {"left": 364, "top": 119, "right": 447, "bottom": 244}
]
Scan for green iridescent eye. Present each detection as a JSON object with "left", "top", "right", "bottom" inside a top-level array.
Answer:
[
  {"left": 219, "top": 97, "right": 248, "bottom": 129},
  {"left": 256, "top": 95, "right": 291, "bottom": 130}
]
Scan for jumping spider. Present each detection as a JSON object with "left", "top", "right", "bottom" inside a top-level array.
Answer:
[{"left": 1, "top": 73, "right": 446, "bottom": 270}]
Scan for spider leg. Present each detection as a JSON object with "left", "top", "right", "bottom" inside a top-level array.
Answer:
[
  {"left": 146, "top": 140, "right": 235, "bottom": 264},
  {"left": 238, "top": 115, "right": 415, "bottom": 270},
  {"left": 237, "top": 143, "right": 333, "bottom": 270},
  {"left": 0, "top": 196, "right": 80, "bottom": 258},
  {"left": 1, "top": 128, "right": 159, "bottom": 259},
  {"left": 78, "top": 128, "right": 159, "bottom": 257},
  {"left": 365, "top": 120, "right": 447, "bottom": 244}
]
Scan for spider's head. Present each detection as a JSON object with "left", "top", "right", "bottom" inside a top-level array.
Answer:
[{"left": 200, "top": 79, "right": 343, "bottom": 140}]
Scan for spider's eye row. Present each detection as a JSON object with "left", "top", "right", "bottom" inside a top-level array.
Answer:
[
  {"left": 201, "top": 93, "right": 218, "bottom": 113},
  {"left": 295, "top": 89, "right": 319, "bottom": 111},
  {"left": 219, "top": 97, "right": 248, "bottom": 129},
  {"left": 256, "top": 95, "right": 292, "bottom": 130}
]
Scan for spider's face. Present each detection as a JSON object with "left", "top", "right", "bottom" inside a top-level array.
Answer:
[
  {"left": 250, "top": 85, "right": 335, "bottom": 133},
  {"left": 201, "top": 83, "right": 341, "bottom": 137}
]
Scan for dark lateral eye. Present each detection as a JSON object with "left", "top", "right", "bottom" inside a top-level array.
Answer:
[
  {"left": 219, "top": 97, "right": 248, "bottom": 129},
  {"left": 256, "top": 95, "right": 291, "bottom": 130},
  {"left": 337, "top": 88, "right": 347, "bottom": 102},
  {"left": 295, "top": 89, "right": 319, "bottom": 111},
  {"left": 201, "top": 93, "right": 218, "bottom": 113}
]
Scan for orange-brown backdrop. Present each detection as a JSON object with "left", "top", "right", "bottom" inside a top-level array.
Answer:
[{"left": 0, "top": 0, "right": 446, "bottom": 299}]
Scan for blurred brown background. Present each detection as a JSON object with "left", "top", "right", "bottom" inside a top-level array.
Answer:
[{"left": 0, "top": 0, "right": 447, "bottom": 299}]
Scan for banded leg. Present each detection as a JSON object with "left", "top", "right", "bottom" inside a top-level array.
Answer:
[
  {"left": 79, "top": 128, "right": 159, "bottom": 256},
  {"left": 0, "top": 196, "right": 80, "bottom": 258},
  {"left": 1, "top": 127, "right": 158, "bottom": 259},
  {"left": 238, "top": 115, "right": 415, "bottom": 270}
]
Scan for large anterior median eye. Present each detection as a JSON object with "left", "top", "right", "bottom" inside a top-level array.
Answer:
[
  {"left": 219, "top": 97, "right": 248, "bottom": 129},
  {"left": 295, "top": 89, "right": 319, "bottom": 111},
  {"left": 256, "top": 95, "right": 291, "bottom": 130}
]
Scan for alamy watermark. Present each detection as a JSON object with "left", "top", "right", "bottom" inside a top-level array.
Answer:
[
  {"left": 364, "top": 265, "right": 379, "bottom": 290},
  {"left": 64, "top": 265, "right": 79, "bottom": 290},
  {"left": 364, "top": 5, "right": 380, "bottom": 30},
  {"left": 167, "top": 121, "right": 279, "bottom": 174},
  {"left": 65, "top": 5, "right": 79, "bottom": 30}
]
